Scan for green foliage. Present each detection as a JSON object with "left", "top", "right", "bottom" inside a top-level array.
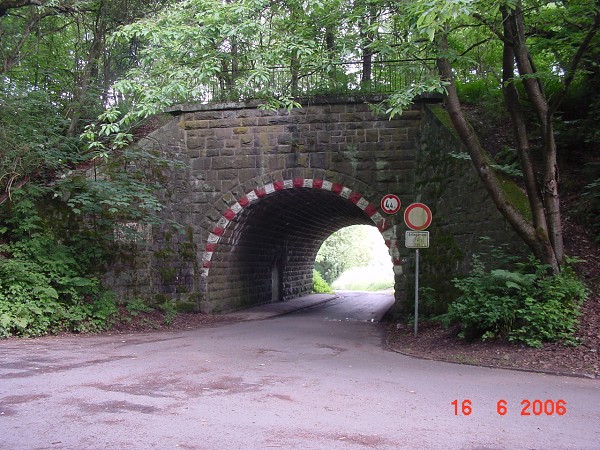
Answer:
[
  {"left": 582, "top": 178, "right": 600, "bottom": 242},
  {"left": 158, "top": 300, "right": 177, "bottom": 326},
  {"left": 442, "top": 256, "right": 588, "bottom": 348},
  {"left": 0, "top": 120, "right": 177, "bottom": 337},
  {"left": 313, "top": 269, "right": 333, "bottom": 294},
  {"left": 315, "top": 225, "right": 388, "bottom": 284},
  {"left": 312, "top": 270, "right": 333, "bottom": 294},
  {"left": 0, "top": 91, "right": 80, "bottom": 195},
  {"left": 101, "top": 0, "right": 444, "bottom": 128},
  {"left": 331, "top": 267, "right": 394, "bottom": 291},
  {"left": 0, "top": 230, "right": 119, "bottom": 337},
  {"left": 0, "top": 186, "right": 117, "bottom": 337},
  {"left": 126, "top": 298, "right": 154, "bottom": 317},
  {"left": 1, "top": 0, "right": 598, "bottom": 338},
  {"left": 455, "top": 77, "right": 505, "bottom": 121},
  {"left": 59, "top": 174, "right": 164, "bottom": 239}
]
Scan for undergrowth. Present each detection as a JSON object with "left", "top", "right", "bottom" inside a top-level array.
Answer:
[
  {"left": 441, "top": 254, "right": 588, "bottom": 348},
  {"left": 0, "top": 187, "right": 115, "bottom": 337},
  {"left": 313, "top": 270, "right": 333, "bottom": 294}
]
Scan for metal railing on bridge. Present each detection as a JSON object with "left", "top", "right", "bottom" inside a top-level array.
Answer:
[{"left": 197, "top": 59, "right": 436, "bottom": 103}]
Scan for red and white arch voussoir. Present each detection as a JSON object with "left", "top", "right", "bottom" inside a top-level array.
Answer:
[{"left": 201, "top": 177, "right": 392, "bottom": 276}]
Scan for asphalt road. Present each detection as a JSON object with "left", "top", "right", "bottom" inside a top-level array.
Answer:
[{"left": 1, "top": 291, "right": 599, "bottom": 450}]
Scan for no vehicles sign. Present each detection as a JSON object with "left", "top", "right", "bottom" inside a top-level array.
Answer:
[{"left": 403, "top": 203, "right": 432, "bottom": 231}]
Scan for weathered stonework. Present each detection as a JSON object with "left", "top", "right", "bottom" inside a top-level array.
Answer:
[
  {"left": 410, "top": 104, "right": 527, "bottom": 315},
  {"left": 103, "top": 97, "right": 522, "bottom": 317}
]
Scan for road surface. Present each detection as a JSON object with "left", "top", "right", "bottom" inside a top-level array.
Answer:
[{"left": 1, "top": 291, "right": 599, "bottom": 449}]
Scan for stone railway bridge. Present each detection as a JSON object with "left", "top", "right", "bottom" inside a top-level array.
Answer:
[{"left": 107, "top": 96, "right": 520, "bottom": 317}]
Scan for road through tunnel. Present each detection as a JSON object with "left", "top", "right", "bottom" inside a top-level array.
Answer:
[{"left": 201, "top": 179, "right": 399, "bottom": 312}]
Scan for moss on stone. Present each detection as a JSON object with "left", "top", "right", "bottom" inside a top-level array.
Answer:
[
  {"left": 428, "top": 105, "right": 460, "bottom": 138},
  {"left": 159, "top": 266, "right": 177, "bottom": 283},
  {"left": 498, "top": 174, "right": 532, "bottom": 222},
  {"left": 179, "top": 242, "right": 196, "bottom": 261},
  {"left": 175, "top": 301, "right": 198, "bottom": 313},
  {"left": 154, "top": 294, "right": 168, "bottom": 305}
]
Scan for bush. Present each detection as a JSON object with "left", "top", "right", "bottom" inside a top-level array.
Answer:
[
  {"left": 0, "top": 188, "right": 119, "bottom": 337},
  {"left": 0, "top": 233, "right": 119, "bottom": 337},
  {"left": 313, "top": 270, "right": 333, "bottom": 294},
  {"left": 441, "top": 256, "right": 587, "bottom": 348}
]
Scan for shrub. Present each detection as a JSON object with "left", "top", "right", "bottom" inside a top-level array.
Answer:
[
  {"left": 441, "top": 256, "right": 587, "bottom": 348},
  {"left": 0, "top": 233, "right": 119, "bottom": 337},
  {"left": 313, "top": 270, "right": 333, "bottom": 294},
  {"left": 158, "top": 300, "right": 177, "bottom": 326},
  {"left": 0, "top": 188, "right": 119, "bottom": 337},
  {"left": 126, "top": 298, "right": 154, "bottom": 316}
]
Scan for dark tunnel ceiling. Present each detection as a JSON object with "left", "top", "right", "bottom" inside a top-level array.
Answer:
[{"left": 228, "top": 188, "right": 377, "bottom": 250}]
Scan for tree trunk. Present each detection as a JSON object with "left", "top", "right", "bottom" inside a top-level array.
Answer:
[
  {"left": 437, "top": 33, "right": 560, "bottom": 273},
  {"left": 504, "top": 1, "right": 564, "bottom": 266},
  {"left": 67, "top": 2, "right": 105, "bottom": 137},
  {"left": 359, "top": 3, "right": 376, "bottom": 86},
  {"left": 500, "top": 7, "right": 547, "bottom": 234}
]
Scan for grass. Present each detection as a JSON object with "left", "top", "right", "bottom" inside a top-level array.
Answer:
[{"left": 332, "top": 266, "right": 394, "bottom": 291}]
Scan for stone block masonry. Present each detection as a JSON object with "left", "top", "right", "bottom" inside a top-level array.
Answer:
[{"left": 103, "top": 96, "right": 522, "bottom": 317}]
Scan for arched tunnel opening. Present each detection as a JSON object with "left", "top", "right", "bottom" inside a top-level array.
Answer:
[
  {"left": 316, "top": 224, "right": 394, "bottom": 291},
  {"left": 203, "top": 185, "right": 397, "bottom": 312}
]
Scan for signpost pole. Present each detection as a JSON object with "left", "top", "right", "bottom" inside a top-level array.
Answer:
[
  {"left": 403, "top": 202, "right": 432, "bottom": 339},
  {"left": 414, "top": 248, "right": 419, "bottom": 337}
]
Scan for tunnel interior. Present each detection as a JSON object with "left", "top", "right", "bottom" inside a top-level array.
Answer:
[{"left": 206, "top": 187, "right": 389, "bottom": 310}]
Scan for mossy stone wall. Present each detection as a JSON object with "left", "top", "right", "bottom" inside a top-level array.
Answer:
[{"left": 405, "top": 104, "right": 527, "bottom": 316}]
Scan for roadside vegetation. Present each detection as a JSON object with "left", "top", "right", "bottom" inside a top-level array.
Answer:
[
  {"left": 312, "top": 270, "right": 333, "bottom": 294},
  {"left": 331, "top": 267, "right": 394, "bottom": 292},
  {"left": 314, "top": 225, "right": 393, "bottom": 292},
  {"left": 313, "top": 225, "right": 394, "bottom": 293},
  {"left": 442, "top": 255, "right": 587, "bottom": 348},
  {"left": 1, "top": 0, "right": 599, "bottom": 349}
]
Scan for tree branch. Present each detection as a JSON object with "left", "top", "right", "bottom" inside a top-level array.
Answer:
[
  {"left": 549, "top": 4, "right": 600, "bottom": 116},
  {"left": 0, "top": 0, "right": 43, "bottom": 17},
  {"left": 0, "top": 0, "right": 81, "bottom": 17}
]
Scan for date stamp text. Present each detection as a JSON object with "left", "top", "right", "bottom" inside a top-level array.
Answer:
[{"left": 451, "top": 399, "right": 567, "bottom": 416}]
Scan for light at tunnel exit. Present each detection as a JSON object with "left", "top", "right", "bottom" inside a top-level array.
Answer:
[{"left": 315, "top": 225, "right": 394, "bottom": 291}]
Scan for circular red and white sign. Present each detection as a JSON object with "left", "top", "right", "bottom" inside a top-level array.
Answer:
[
  {"left": 381, "top": 194, "right": 401, "bottom": 214},
  {"left": 404, "top": 203, "right": 432, "bottom": 231}
]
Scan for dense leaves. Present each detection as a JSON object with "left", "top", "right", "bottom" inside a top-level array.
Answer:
[
  {"left": 315, "top": 225, "right": 388, "bottom": 284},
  {"left": 0, "top": 1, "right": 180, "bottom": 336},
  {"left": 0, "top": 188, "right": 116, "bottom": 337},
  {"left": 443, "top": 256, "right": 588, "bottom": 348},
  {"left": 101, "top": 0, "right": 600, "bottom": 273},
  {"left": 0, "top": 92, "right": 79, "bottom": 198},
  {"left": 312, "top": 270, "right": 333, "bottom": 294}
]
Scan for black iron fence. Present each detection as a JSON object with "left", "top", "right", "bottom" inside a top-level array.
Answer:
[{"left": 198, "top": 59, "right": 436, "bottom": 103}]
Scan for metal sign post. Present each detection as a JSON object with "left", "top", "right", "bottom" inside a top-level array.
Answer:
[
  {"left": 404, "top": 203, "right": 432, "bottom": 338},
  {"left": 414, "top": 248, "right": 420, "bottom": 337},
  {"left": 405, "top": 231, "right": 428, "bottom": 337}
]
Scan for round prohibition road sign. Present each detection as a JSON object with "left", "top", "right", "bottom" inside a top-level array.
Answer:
[
  {"left": 404, "top": 203, "right": 432, "bottom": 231},
  {"left": 381, "top": 194, "right": 401, "bottom": 214}
]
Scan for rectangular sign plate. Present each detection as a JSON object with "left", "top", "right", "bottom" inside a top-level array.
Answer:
[{"left": 405, "top": 231, "right": 430, "bottom": 248}]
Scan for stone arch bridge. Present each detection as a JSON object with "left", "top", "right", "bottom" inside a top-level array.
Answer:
[{"left": 106, "top": 96, "right": 519, "bottom": 317}]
